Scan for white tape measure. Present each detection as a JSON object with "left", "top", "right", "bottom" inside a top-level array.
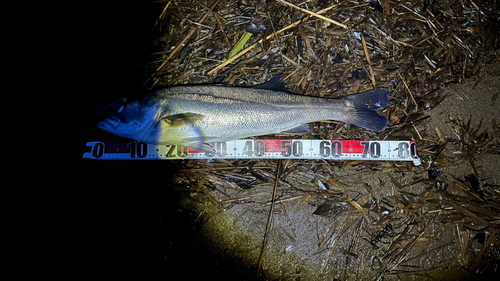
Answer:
[{"left": 83, "top": 139, "right": 421, "bottom": 165}]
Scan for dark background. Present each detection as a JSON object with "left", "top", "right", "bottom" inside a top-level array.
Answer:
[
  {"left": 4, "top": 1, "right": 498, "bottom": 280},
  {"left": 2, "top": 1, "right": 263, "bottom": 280}
]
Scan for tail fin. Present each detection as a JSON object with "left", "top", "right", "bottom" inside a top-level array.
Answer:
[{"left": 342, "top": 88, "right": 390, "bottom": 132}]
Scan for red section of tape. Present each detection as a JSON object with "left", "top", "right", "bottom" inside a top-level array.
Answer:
[{"left": 254, "top": 139, "right": 292, "bottom": 153}]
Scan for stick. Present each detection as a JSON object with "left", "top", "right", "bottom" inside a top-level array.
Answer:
[
  {"left": 276, "top": 0, "right": 347, "bottom": 29},
  {"left": 397, "top": 70, "right": 418, "bottom": 110},
  {"left": 361, "top": 34, "right": 376, "bottom": 87},
  {"left": 207, "top": 3, "right": 340, "bottom": 75},
  {"left": 257, "top": 159, "right": 282, "bottom": 274},
  {"left": 147, "top": 0, "right": 222, "bottom": 85}
]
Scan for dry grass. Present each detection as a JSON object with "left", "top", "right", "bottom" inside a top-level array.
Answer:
[{"left": 135, "top": 0, "right": 500, "bottom": 279}]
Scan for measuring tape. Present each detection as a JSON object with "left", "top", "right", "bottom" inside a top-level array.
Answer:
[{"left": 83, "top": 139, "right": 421, "bottom": 165}]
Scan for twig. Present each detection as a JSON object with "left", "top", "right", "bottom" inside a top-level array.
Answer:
[
  {"left": 356, "top": 253, "right": 365, "bottom": 281},
  {"left": 376, "top": 231, "right": 425, "bottom": 279},
  {"left": 320, "top": 209, "right": 353, "bottom": 273},
  {"left": 208, "top": 3, "right": 340, "bottom": 75},
  {"left": 344, "top": 217, "right": 364, "bottom": 277},
  {"left": 361, "top": 34, "right": 376, "bottom": 87},
  {"left": 260, "top": 195, "right": 303, "bottom": 207},
  {"left": 195, "top": 0, "right": 226, "bottom": 22},
  {"left": 267, "top": 11, "right": 286, "bottom": 72},
  {"left": 293, "top": 36, "right": 332, "bottom": 92},
  {"left": 472, "top": 229, "right": 498, "bottom": 270},
  {"left": 435, "top": 127, "right": 445, "bottom": 143},
  {"left": 151, "top": 1, "right": 171, "bottom": 34},
  {"left": 257, "top": 159, "right": 282, "bottom": 274},
  {"left": 397, "top": 70, "right": 418, "bottom": 111},
  {"left": 179, "top": 166, "right": 273, "bottom": 172},
  {"left": 299, "top": 194, "right": 312, "bottom": 207},
  {"left": 284, "top": 67, "right": 300, "bottom": 80},
  {"left": 145, "top": 0, "right": 222, "bottom": 86},
  {"left": 276, "top": 0, "right": 347, "bottom": 29},
  {"left": 442, "top": 195, "right": 491, "bottom": 227}
]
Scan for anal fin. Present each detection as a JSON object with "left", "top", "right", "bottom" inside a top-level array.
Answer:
[{"left": 280, "top": 124, "right": 309, "bottom": 135}]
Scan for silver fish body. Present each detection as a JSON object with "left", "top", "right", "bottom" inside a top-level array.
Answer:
[{"left": 97, "top": 78, "right": 389, "bottom": 151}]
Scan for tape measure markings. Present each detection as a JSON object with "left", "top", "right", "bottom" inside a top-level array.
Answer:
[{"left": 83, "top": 139, "right": 421, "bottom": 165}]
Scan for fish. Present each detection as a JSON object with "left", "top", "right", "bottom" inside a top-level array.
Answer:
[{"left": 96, "top": 77, "right": 390, "bottom": 152}]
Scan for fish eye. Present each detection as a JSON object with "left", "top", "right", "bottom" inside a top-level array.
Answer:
[{"left": 117, "top": 105, "right": 125, "bottom": 113}]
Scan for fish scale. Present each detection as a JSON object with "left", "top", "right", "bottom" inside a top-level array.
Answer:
[{"left": 96, "top": 77, "right": 390, "bottom": 152}]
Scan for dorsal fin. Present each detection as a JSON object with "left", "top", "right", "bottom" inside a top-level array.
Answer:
[{"left": 253, "top": 77, "right": 290, "bottom": 92}]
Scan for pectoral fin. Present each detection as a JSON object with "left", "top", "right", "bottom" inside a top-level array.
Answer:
[
  {"left": 181, "top": 136, "right": 218, "bottom": 143},
  {"left": 182, "top": 137, "right": 219, "bottom": 153},
  {"left": 187, "top": 142, "right": 216, "bottom": 154},
  {"left": 280, "top": 124, "right": 309, "bottom": 135},
  {"left": 162, "top": 113, "right": 205, "bottom": 127}
]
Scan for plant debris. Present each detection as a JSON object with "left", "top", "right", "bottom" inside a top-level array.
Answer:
[{"left": 122, "top": 0, "right": 500, "bottom": 279}]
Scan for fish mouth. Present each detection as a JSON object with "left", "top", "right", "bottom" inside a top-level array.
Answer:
[{"left": 96, "top": 117, "right": 120, "bottom": 130}]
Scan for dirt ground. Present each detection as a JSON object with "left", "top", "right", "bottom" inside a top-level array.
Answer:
[
  {"left": 423, "top": 62, "right": 500, "bottom": 186},
  {"left": 171, "top": 61, "right": 499, "bottom": 280}
]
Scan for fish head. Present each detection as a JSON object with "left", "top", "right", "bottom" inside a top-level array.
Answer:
[{"left": 96, "top": 98, "right": 158, "bottom": 140}]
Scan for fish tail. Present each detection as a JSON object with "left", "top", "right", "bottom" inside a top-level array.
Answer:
[{"left": 341, "top": 88, "right": 390, "bottom": 132}]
